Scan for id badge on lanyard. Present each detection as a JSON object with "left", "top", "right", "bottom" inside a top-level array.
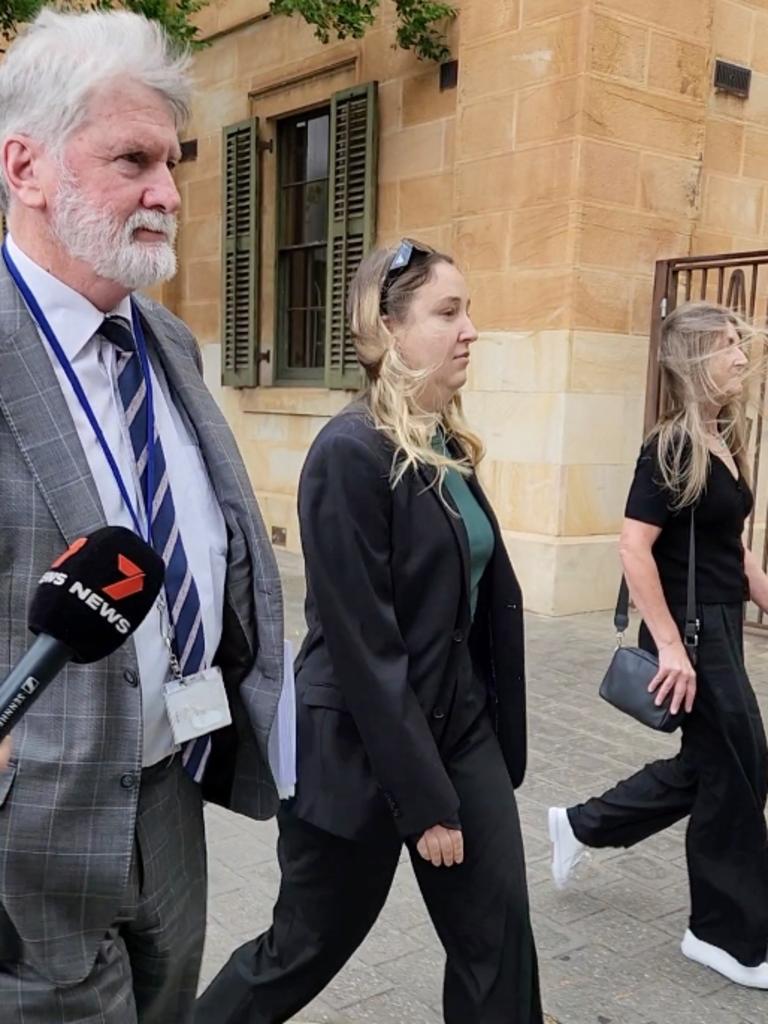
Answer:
[{"left": 156, "top": 593, "right": 231, "bottom": 745}]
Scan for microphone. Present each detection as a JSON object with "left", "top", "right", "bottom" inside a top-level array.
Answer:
[{"left": 0, "top": 526, "right": 165, "bottom": 739}]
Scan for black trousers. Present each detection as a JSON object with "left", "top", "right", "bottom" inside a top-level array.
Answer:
[
  {"left": 195, "top": 709, "right": 542, "bottom": 1024},
  {"left": 569, "top": 603, "right": 768, "bottom": 966}
]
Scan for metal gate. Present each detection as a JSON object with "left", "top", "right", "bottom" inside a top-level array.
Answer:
[{"left": 647, "top": 250, "right": 768, "bottom": 630}]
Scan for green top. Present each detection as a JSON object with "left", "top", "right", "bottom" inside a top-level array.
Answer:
[{"left": 433, "top": 435, "right": 495, "bottom": 618}]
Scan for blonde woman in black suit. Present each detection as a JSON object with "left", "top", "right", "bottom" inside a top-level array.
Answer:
[{"left": 196, "top": 240, "right": 543, "bottom": 1024}]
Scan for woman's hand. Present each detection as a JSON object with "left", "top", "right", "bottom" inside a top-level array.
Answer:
[
  {"left": 416, "top": 824, "right": 464, "bottom": 867},
  {"left": 0, "top": 736, "right": 11, "bottom": 771},
  {"left": 648, "top": 640, "right": 696, "bottom": 714}
]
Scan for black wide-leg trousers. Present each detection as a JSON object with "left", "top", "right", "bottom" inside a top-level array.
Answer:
[
  {"left": 195, "top": 710, "right": 542, "bottom": 1024},
  {"left": 568, "top": 603, "right": 768, "bottom": 966}
]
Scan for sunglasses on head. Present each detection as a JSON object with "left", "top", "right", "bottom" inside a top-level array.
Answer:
[{"left": 380, "top": 238, "right": 433, "bottom": 314}]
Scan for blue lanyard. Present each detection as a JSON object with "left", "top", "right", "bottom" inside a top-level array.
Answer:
[{"left": 2, "top": 242, "right": 156, "bottom": 545}]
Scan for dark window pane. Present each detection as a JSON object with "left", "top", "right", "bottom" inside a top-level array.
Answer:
[
  {"left": 282, "top": 119, "right": 307, "bottom": 186},
  {"left": 277, "top": 107, "right": 329, "bottom": 375},
  {"left": 306, "top": 114, "right": 329, "bottom": 180},
  {"left": 284, "top": 247, "right": 325, "bottom": 311},
  {"left": 280, "top": 180, "right": 328, "bottom": 246},
  {"left": 309, "top": 246, "right": 327, "bottom": 310},
  {"left": 286, "top": 249, "right": 307, "bottom": 309},
  {"left": 282, "top": 246, "right": 326, "bottom": 370},
  {"left": 310, "top": 309, "right": 326, "bottom": 367},
  {"left": 287, "top": 309, "right": 308, "bottom": 368},
  {"left": 282, "top": 113, "right": 329, "bottom": 185}
]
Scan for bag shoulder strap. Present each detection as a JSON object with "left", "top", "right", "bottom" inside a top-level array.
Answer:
[
  {"left": 615, "top": 511, "right": 698, "bottom": 659},
  {"left": 683, "top": 509, "right": 698, "bottom": 660}
]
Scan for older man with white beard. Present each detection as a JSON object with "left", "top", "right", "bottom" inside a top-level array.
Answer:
[{"left": 0, "top": 10, "right": 284, "bottom": 1024}]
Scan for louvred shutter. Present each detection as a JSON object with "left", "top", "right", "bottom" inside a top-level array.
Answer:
[
  {"left": 324, "top": 83, "right": 378, "bottom": 390},
  {"left": 221, "top": 117, "right": 260, "bottom": 387}
]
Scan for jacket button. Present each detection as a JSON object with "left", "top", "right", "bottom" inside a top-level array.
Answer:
[
  {"left": 452, "top": 629, "right": 464, "bottom": 643},
  {"left": 432, "top": 707, "right": 445, "bottom": 720},
  {"left": 123, "top": 669, "right": 139, "bottom": 687},
  {"left": 506, "top": 602, "right": 518, "bottom": 611},
  {"left": 120, "top": 772, "right": 138, "bottom": 790}
]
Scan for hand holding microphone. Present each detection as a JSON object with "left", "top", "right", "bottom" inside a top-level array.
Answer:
[{"left": 0, "top": 526, "right": 165, "bottom": 742}]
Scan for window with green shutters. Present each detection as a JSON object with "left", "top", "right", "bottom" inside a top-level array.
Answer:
[
  {"left": 221, "top": 84, "right": 377, "bottom": 390},
  {"left": 221, "top": 117, "right": 260, "bottom": 388}
]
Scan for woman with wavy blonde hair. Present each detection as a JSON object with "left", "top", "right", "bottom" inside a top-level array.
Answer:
[
  {"left": 550, "top": 301, "right": 768, "bottom": 989},
  {"left": 196, "top": 240, "right": 543, "bottom": 1024}
]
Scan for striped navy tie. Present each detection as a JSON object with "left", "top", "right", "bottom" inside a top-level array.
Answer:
[{"left": 100, "top": 314, "right": 211, "bottom": 782}]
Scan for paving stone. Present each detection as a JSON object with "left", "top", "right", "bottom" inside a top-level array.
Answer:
[
  {"left": 312, "top": 960, "right": 396, "bottom": 1012},
  {"left": 653, "top": 907, "right": 692, "bottom": 939},
  {"left": 208, "top": 884, "right": 276, "bottom": 943},
  {"left": 703, "top": 978, "right": 768, "bottom": 1022},
  {"left": 599, "top": 849, "right": 688, "bottom": 889},
  {"left": 582, "top": 876, "right": 688, "bottom": 924},
  {"left": 565, "top": 907, "right": 674, "bottom": 957},
  {"left": 339, "top": 987, "right": 441, "bottom": 1023},
  {"left": 635, "top": 830, "right": 686, "bottom": 862},
  {"left": 206, "top": 857, "right": 248, "bottom": 898},
  {"left": 376, "top": 946, "right": 445, "bottom": 1007},
  {"left": 529, "top": 881, "right": 606, "bottom": 926},
  {"left": 198, "top": 551, "right": 768, "bottom": 1024},
  {"left": 640, "top": 941, "right": 732, "bottom": 999},
  {"left": 355, "top": 921, "right": 426, "bottom": 968}
]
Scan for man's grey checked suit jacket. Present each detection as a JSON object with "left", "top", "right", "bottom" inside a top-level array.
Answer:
[{"left": 0, "top": 261, "right": 284, "bottom": 985}]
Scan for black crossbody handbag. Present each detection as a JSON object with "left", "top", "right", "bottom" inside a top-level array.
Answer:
[{"left": 599, "top": 513, "right": 697, "bottom": 732}]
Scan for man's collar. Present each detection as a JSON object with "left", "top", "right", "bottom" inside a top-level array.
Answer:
[{"left": 6, "top": 234, "right": 132, "bottom": 360}]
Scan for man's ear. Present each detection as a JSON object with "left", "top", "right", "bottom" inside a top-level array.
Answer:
[{"left": 3, "top": 136, "right": 47, "bottom": 211}]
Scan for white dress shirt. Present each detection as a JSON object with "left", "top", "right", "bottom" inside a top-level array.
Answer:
[{"left": 7, "top": 235, "right": 228, "bottom": 766}]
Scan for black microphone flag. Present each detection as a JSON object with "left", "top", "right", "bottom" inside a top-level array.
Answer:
[{"left": 0, "top": 527, "right": 165, "bottom": 739}]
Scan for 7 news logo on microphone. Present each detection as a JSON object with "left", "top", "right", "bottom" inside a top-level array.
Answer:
[
  {"left": 29, "top": 527, "right": 165, "bottom": 664},
  {"left": 38, "top": 538, "right": 148, "bottom": 636},
  {"left": 0, "top": 527, "right": 165, "bottom": 741}
]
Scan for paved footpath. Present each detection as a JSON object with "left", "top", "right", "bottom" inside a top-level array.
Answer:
[{"left": 200, "top": 550, "right": 768, "bottom": 1024}]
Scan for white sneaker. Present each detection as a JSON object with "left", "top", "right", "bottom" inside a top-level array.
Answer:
[
  {"left": 548, "top": 806, "right": 586, "bottom": 889},
  {"left": 681, "top": 929, "right": 768, "bottom": 989}
]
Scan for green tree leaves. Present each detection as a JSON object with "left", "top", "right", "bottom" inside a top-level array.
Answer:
[
  {"left": 269, "top": 0, "right": 456, "bottom": 62},
  {"left": 0, "top": 0, "right": 210, "bottom": 50}
]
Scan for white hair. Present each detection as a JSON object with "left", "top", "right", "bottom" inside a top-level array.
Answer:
[{"left": 0, "top": 8, "right": 192, "bottom": 210}]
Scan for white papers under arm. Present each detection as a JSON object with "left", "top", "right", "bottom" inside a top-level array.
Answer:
[{"left": 267, "top": 639, "right": 297, "bottom": 800}]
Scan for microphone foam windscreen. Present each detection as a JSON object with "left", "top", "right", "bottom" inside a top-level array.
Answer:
[{"left": 28, "top": 527, "right": 165, "bottom": 663}]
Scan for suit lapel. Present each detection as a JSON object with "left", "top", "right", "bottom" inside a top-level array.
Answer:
[{"left": 0, "top": 263, "right": 105, "bottom": 545}]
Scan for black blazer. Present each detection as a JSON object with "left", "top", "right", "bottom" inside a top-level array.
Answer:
[{"left": 292, "top": 402, "right": 527, "bottom": 842}]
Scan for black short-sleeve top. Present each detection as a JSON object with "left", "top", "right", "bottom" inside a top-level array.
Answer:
[{"left": 625, "top": 441, "right": 753, "bottom": 606}]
